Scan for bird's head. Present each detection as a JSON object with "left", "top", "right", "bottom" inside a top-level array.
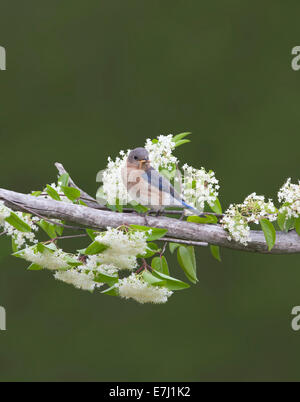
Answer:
[{"left": 127, "top": 147, "right": 150, "bottom": 169}]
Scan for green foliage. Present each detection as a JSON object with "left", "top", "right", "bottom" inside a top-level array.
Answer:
[
  {"left": 295, "top": 217, "right": 300, "bottom": 236},
  {"left": 260, "top": 219, "right": 276, "bottom": 251},
  {"left": 169, "top": 242, "right": 180, "bottom": 254},
  {"left": 177, "top": 245, "right": 198, "bottom": 284},
  {"left": 129, "top": 225, "right": 168, "bottom": 241},
  {"left": 101, "top": 284, "right": 119, "bottom": 296},
  {"left": 210, "top": 245, "right": 221, "bottom": 262},
  {"left": 187, "top": 215, "right": 218, "bottom": 224},
  {"left": 46, "top": 185, "right": 61, "bottom": 201},
  {"left": 208, "top": 198, "right": 222, "bottom": 214},
  {"left": 151, "top": 270, "right": 190, "bottom": 290},
  {"left": 58, "top": 173, "right": 69, "bottom": 187},
  {"left": 5, "top": 213, "right": 31, "bottom": 233},
  {"left": 81, "top": 241, "right": 109, "bottom": 255},
  {"left": 61, "top": 186, "right": 81, "bottom": 201},
  {"left": 151, "top": 256, "right": 169, "bottom": 275}
]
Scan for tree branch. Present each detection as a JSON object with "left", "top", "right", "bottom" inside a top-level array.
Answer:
[{"left": 0, "top": 186, "right": 299, "bottom": 254}]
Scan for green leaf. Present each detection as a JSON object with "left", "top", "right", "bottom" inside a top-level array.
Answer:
[
  {"left": 130, "top": 202, "right": 149, "bottom": 214},
  {"left": 86, "top": 229, "right": 98, "bottom": 241},
  {"left": 31, "top": 191, "right": 42, "bottom": 197},
  {"left": 295, "top": 217, "right": 300, "bottom": 236},
  {"left": 209, "top": 198, "right": 222, "bottom": 214},
  {"left": 173, "top": 132, "right": 191, "bottom": 143},
  {"left": 152, "top": 270, "right": 190, "bottom": 291},
  {"left": 27, "top": 263, "right": 43, "bottom": 271},
  {"left": 38, "top": 220, "right": 57, "bottom": 239},
  {"left": 61, "top": 186, "right": 81, "bottom": 201},
  {"left": 151, "top": 256, "right": 169, "bottom": 275},
  {"left": 78, "top": 200, "right": 87, "bottom": 206},
  {"left": 130, "top": 225, "right": 168, "bottom": 241},
  {"left": 260, "top": 219, "right": 276, "bottom": 251},
  {"left": 187, "top": 215, "right": 218, "bottom": 224},
  {"left": 285, "top": 216, "right": 296, "bottom": 232},
  {"left": 177, "top": 246, "right": 198, "bottom": 283},
  {"left": 94, "top": 272, "right": 118, "bottom": 286},
  {"left": 46, "top": 185, "right": 61, "bottom": 201},
  {"left": 36, "top": 242, "right": 55, "bottom": 254},
  {"left": 58, "top": 173, "right": 69, "bottom": 187},
  {"left": 142, "top": 270, "right": 166, "bottom": 286},
  {"left": 210, "top": 245, "right": 221, "bottom": 262},
  {"left": 54, "top": 223, "right": 64, "bottom": 237},
  {"left": 101, "top": 284, "right": 119, "bottom": 296},
  {"left": 140, "top": 242, "right": 160, "bottom": 258},
  {"left": 5, "top": 213, "right": 31, "bottom": 233},
  {"left": 174, "top": 139, "right": 191, "bottom": 148},
  {"left": 277, "top": 210, "right": 295, "bottom": 232},
  {"left": 11, "top": 237, "right": 18, "bottom": 253},
  {"left": 169, "top": 242, "right": 180, "bottom": 254},
  {"left": 277, "top": 210, "right": 287, "bottom": 231},
  {"left": 84, "top": 241, "right": 109, "bottom": 255}
]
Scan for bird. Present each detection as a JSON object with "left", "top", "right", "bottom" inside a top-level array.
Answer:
[{"left": 122, "top": 147, "right": 200, "bottom": 215}]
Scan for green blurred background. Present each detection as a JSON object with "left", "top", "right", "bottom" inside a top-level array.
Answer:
[{"left": 0, "top": 0, "right": 300, "bottom": 381}]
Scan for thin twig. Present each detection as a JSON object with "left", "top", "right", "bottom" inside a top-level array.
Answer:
[
  {"left": 44, "top": 234, "right": 88, "bottom": 243},
  {"left": 162, "top": 237, "right": 208, "bottom": 247}
]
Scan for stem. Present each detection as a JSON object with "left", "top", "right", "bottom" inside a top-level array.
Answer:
[
  {"left": 44, "top": 234, "right": 88, "bottom": 244},
  {"left": 162, "top": 237, "right": 208, "bottom": 247}
]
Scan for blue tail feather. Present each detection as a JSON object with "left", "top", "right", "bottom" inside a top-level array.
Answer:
[{"left": 181, "top": 200, "right": 201, "bottom": 215}]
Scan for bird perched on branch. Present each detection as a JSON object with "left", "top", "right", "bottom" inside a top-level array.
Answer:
[{"left": 122, "top": 147, "right": 200, "bottom": 214}]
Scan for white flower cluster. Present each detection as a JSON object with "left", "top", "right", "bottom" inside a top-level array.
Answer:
[
  {"left": 221, "top": 193, "right": 277, "bottom": 246},
  {"left": 54, "top": 259, "right": 118, "bottom": 292},
  {"left": 118, "top": 273, "right": 173, "bottom": 304},
  {"left": 22, "top": 246, "right": 70, "bottom": 270},
  {"left": 278, "top": 178, "right": 300, "bottom": 218},
  {"left": 102, "top": 150, "right": 130, "bottom": 206},
  {"left": 182, "top": 164, "right": 219, "bottom": 211},
  {"left": 94, "top": 227, "right": 148, "bottom": 270},
  {"left": 0, "top": 201, "right": 10, "bottom": 225},
  {"left": 0, "top": 203, "right": 39, "bottom": 249},
  {"left": 145, "top": 134, "right": 177, "bottom": 171},
  {"left": 54, "top": 269, "right": 99, "bottom": 291},
  {"left": 84, "top": 256, "right": 118, "bottom": 276}
]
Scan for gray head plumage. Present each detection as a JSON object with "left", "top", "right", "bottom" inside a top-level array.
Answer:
[{"left": 127, "top": 147, "right": 150, "bottom": 165}]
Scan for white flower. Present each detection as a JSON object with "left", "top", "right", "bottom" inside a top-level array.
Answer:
[
  {"left": 93, "top": 228, "right": 148, "bottom": 270},
  {"left": 221, "top": 193, "right": 277, "bottom": 246},
  {"left": 83, "top": 256, "right": 119, "bottom": 276},
  {"left": 1, "top": 209, "right": 39, "bottom": 249},
  {"left": 118, "top": 273, "right": 173, "bottom": 304},
  {"left": 182, "top": 165, "right": 219, "bottom": 212},
  {"left": 145, "top": 134, "right": 177, "bottom": 171},
  {"left": 101, "top": 150, "right": 131, "bottom": 206},
  {"left": 21, "top": 246, "right": 70, "bottom": 270},
  {"left": 54, "top": 269, "right": 98, "bottom": 291},
  {"left": 0, "top": 201, "right": 10, "bottom": 225},
  {"left": 221, "top": 205, "right": 250, "bottom": 246},
  {"left": 278, "top": 178, "right": 300, "bottom": 218}
]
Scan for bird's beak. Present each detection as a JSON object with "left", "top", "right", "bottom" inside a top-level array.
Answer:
[{"left": 139, "top": 159, "right": 150, "bottom": 169}]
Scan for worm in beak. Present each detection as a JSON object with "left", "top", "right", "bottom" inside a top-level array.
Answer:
[{"left": 139, "top": 159, "right": 147, "bottom": 169}]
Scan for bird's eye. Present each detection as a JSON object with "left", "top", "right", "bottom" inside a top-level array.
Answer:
[{"left": 134, "top": 156, "right": 138, "bottom": 160}]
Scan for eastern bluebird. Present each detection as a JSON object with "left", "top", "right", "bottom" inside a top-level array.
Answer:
[{"left": 122, "top": 147, "right": 200, "bottom": 214}]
